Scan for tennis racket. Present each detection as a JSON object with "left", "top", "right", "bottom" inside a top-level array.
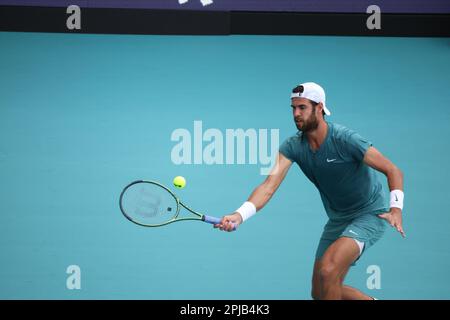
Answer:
[{"left": 119, "top": 180, "right": 236, "bottom": 230}]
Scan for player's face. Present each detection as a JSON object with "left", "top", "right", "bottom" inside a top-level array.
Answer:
[{"left": 291, "top": 98, "right": 319, "bottom": 132}]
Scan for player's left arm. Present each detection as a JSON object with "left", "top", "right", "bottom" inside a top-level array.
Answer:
[{"left": 363, "top": 146, "right": 405, "bottom": 237}]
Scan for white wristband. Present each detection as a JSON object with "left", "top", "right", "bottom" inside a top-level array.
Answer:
[
  {"left": 236, "top": 201, "right": 257, "bottom": 222},
  {"left": 390, "top": 189, "right": 404, "bottom": 210}
]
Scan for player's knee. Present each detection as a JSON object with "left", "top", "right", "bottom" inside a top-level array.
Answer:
[{"left": 319, "top": 263, "right": 340, "bottom": 283}]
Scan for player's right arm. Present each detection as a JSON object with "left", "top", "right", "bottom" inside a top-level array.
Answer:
[{"left": 215, "top": 152, "right": 292, "bottom": 232}]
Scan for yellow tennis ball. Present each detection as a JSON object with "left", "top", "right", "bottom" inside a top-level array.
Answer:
[{"left": 173, "top": 176, "right": 186, "bottom": 189}]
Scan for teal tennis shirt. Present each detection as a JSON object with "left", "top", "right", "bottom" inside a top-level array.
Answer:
[{"left": 279, "top": 122, "right": 388, "bottom": 221}]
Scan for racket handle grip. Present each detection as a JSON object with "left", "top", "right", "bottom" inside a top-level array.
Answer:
[{"left": 203, "top": 215, "right": 237, "bottom": 231}]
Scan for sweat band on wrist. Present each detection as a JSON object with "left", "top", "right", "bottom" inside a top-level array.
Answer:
[
  {"left": 390, "top": 189, "right": 404, "bottom": 210},
  {"left": 236, "top": 201, "right": 257, "bottom": 222}
]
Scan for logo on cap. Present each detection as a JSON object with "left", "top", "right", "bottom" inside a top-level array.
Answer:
[{"left": 290, "top": 82, "right": 331, "bottom": 116}]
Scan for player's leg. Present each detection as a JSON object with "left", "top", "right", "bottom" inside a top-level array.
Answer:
[
  {"left": 337, "top": 244, "right": 374, "bottom": 300},
  {"left": 319, "top": 237, "right": 360, "bottom": 299},
  {"left": 340, "top": 262, "right": 374, "bottom": 300},
  {"left": 338, "top": 212, "right": 387, "bottom": 300},
  {"left": 312, "top": 221, "right": 373, "bottom": 300},
  {"left": 311, "top": 237, "right": 333, "bottom": 300},
  {"left": 342, "top": 285, "right": 374, "bottom": 300},
  {"left": 311, "top": 259, "right": 322, "bottom": 300},
  {"left": 312, "top": 252, "right": 373, "bottom": 300}
]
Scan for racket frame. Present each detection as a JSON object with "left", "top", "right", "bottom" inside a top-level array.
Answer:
[{"left": 119, "top": 180, "right": 208, "bottom": 227}]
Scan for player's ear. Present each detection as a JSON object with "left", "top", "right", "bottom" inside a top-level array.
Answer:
[{"left": 317, "top": 102, "right": 324, "bottom": 116}]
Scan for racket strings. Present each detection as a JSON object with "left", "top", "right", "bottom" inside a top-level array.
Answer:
[
  {"left": 132, "top": 188, "right": 161, "bottom": 217},
  {"left": 121, "top": 182, "right": 178, "bottom": 225}
]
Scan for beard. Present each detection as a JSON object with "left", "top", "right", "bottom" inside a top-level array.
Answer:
[{"left": 295, "top": 111, "right": 319, "bottom": 133}]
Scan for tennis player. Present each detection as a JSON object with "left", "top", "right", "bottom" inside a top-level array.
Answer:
[{"left": 215, "top": 82, "right": 405, "bottom": 300}]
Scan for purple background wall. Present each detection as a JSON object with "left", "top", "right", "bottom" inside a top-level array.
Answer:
[{"left": 1, "top": 0, "right": 449, "bottom": 13}]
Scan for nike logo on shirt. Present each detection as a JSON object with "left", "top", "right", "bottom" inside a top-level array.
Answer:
[{"left": 326, "top": 158, "right": 337, "bottom": 163}]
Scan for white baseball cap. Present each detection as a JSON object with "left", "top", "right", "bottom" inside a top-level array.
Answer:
[{"left": 290, "top": 82, "right": 331, "bottom": 116}]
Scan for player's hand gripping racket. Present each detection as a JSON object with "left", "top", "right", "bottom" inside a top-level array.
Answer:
[{"left": 119, "top": 180, "right": 236, "bottom": 230}]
